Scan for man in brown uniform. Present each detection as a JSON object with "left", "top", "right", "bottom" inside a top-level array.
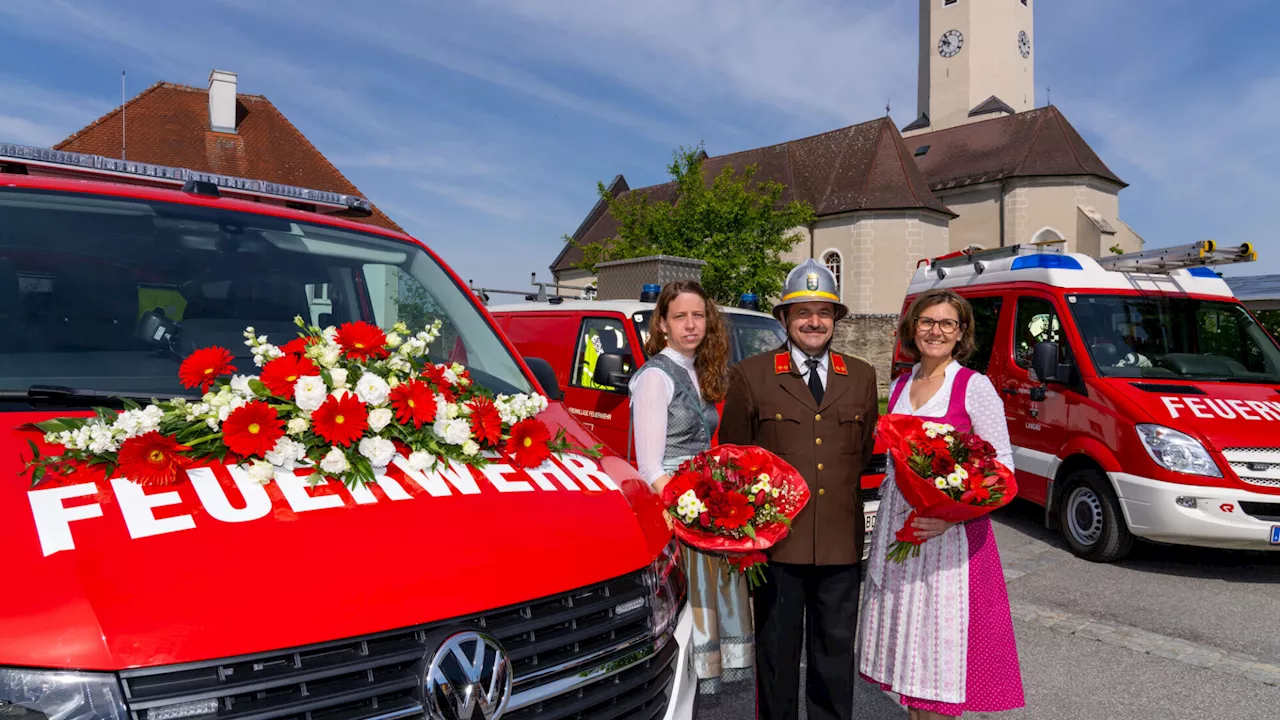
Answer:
[{"left": 718, "top": 258, "right": 878, "bottom": 720}]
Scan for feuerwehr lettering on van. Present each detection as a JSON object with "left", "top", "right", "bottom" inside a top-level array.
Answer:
[
  {"left": 1160, "top": 396, "right": 1280, "bottom": 421},
  {"left": 27, "top": 453, "right": 618, "bottom": 557}
]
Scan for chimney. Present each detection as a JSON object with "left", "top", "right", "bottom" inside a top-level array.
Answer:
[{"left": 208, "top": 69, "right": 238, "bottom": 133}]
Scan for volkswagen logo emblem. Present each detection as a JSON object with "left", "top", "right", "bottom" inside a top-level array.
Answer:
[{"left": 423, "top": 631, "right": 512, "bottom": 720}]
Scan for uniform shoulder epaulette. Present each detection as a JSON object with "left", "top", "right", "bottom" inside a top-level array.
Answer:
[{"left": 830, "top": 353, "right": 849, "bottom": 376}]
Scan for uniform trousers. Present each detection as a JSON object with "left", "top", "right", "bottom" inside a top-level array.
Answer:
[{"left": 754, "top": 561, "right": 861, "bottom": 720}]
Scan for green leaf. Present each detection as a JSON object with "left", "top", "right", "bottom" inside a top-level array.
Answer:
[
  {"left": 121, "top": 397, "right": 141, "bottom": 411},
  {"left": 249, "top": 379, "right": 270, "bottom": 397},
  {"left": 26, "top": 439, "right": 40, "bottom": 461},
  {"left": 742, "top": 525, "right": 757, "bottom": 540}
]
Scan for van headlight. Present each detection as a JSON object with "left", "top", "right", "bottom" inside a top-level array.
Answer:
[
  {"left": 0, "top": 669, "right": 127, "bottom": 720},
  {"left": 642, "top": 538, "right": 687, "bottom": 638},
  {"left": 1136, "top": 425, "right": 1222, "bottom": 478}
]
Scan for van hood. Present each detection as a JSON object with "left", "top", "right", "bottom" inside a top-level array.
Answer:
[
  {"left": 1099, "top": 377, "right": 1280, "bottom": 451},
  {"left": 0, "top": 405, "right": 669, "bottom": 670}
]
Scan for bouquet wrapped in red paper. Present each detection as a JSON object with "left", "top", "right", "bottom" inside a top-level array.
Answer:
[
  {"left": 877, "top": 414, "right": 1018, "bottom": 563},
  {"left": 660, "top": 444, "right": 810, "bottom": 588}
]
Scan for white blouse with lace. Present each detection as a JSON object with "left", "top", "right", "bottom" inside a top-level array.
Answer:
[{"left": 628, "top": 348, "right": 701, "bottom": 485}]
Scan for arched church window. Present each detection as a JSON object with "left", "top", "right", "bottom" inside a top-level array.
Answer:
[
  {"left": 1031, "top": 227, "right": 1065, "bottom": 246},
  {"left": 822, "top": 251, "right": 842, "bottom": 296}
]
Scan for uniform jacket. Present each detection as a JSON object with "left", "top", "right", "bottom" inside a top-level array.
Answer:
[{"left": 718, "top": 345, "right": 878, "bottom": 565}]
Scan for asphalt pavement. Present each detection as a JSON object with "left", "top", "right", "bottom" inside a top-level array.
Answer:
[{"left": 694, "top": 500, "right": 1280, "bottom": 719}]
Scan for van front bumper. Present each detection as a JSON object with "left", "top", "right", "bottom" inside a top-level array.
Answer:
[
  {"left": 1109, "top": 472, "right": 1280, "bottom": 550},
  {"left": 663, "top": 604, "right": 699, "bottom": 720}
]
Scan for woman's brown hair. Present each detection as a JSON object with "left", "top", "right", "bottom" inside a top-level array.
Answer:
[
  {"left": 897, "top": 288, "right": 976, "bottom": 362},
  {"left": 645, "top": 281, "right": 730, "bottom": 403}
]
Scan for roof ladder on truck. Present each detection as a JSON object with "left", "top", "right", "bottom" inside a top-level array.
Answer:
[{"left": 1097, "top": 240, "right": 1256, "bottom": 273}]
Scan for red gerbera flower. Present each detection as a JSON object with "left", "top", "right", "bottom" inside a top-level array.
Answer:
[
  {"left": 506, "top": 418, "right": 551, "bottom": 468},
  {"left": 389, "top": 378, "right": 438, "bottom": 428},
  {"left": 221, "top": 401, "right": 285, "bottom": 458},
  {"left": 467, "top": 397, "right": 503, "bottom": 446},
  {"left": 334, "top": 321, "right": 389, "bottom": 361},
  {"left": 178, "top": 347, "right": 236, "bottom": 393},
  {"left": 259, "top": 354, "right": 318, "bottom": 399},
  {"left": 312, "top": 392, "right": 369, "bottom": 446},
  {"left": 279, "top": 336, "right": 318, "bottom": 357},
  {"left": 705, "top": 490, "right": 756, "bottom": 530},
  {"left": 117, "top": 432, "right": 194, "bottom": 486},
  {"left": 419, "top": 364, "right": 456, "bottom": 402}
]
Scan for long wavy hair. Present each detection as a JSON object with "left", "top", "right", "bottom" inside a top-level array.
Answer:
[{"left": 645, "top": 281, "right": 730, "bottom": 403}]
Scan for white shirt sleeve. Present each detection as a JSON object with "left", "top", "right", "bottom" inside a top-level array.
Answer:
[
  {"left": 629, "top": 367, "right": 675, "bottom": 485},
  {"left": 966, "top": 373, "right": 1015, "bottom": 471}
]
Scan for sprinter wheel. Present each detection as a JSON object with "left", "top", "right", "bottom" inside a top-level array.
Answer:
[{"left": 1058, "top": 469, "right": 1134, "bottom": 563}]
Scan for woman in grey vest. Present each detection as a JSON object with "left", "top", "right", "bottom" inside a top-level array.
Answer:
[{"left": 629, "top": 280, "right": 754, "bottom": 696}]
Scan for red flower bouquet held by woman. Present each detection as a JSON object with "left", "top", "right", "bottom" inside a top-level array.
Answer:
[
  {"left": 659, "top": 444, "right": 810, "bottom": 588},
  {"left": 877, "top": 414, "right": 1018, "bottom": 563}
]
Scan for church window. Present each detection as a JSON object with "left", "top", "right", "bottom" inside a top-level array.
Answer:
[
  {"left": 943, "top": 0, "right": 958, "bottom": 6},
  {"left": 822, "top": 251, "right": 843, "bottom": 295},
  {"left": 914, "top": 144, "right": 931, "bottom": 156}
]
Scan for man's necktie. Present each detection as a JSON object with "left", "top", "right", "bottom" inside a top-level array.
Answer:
[{"left": 805, "top": 357, "right": 824, "bottom": 404}]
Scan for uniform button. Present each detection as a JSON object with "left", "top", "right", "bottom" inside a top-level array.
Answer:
[
  {"left": 815, "top": 437, "right": 822, "bottom": 446},
  {"left": 815, "top": 413, "right": 822, "bottom": 421},
  {"left": 817, "top": 463, "right": 825, "bottom": 471},
  {"left": 818, "top": 488, "right": 826, "bottom": 496},
  {"left": 774, "top": 413, "right": 783, "bottom": 421},
  {"left": 855, "top": 414, "right": 861, "bottom": 421}
]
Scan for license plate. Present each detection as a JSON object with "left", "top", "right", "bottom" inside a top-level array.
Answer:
[
  {"left": 1271, "top": 526, "right": 1280, "bottom": 545},
  {"left": 864, "top": 512, "right": 877, "bottom": 534}
]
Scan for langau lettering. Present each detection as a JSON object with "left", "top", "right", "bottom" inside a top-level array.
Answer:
[{"left": 111, "top": 478, "right": 196, "bottom": 539}]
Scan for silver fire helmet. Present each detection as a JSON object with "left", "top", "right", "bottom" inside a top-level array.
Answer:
[{"left": 772, "top": 258, "right": 848, "bottom": 321}]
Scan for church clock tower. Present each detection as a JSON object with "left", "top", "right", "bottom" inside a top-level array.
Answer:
[{"left": 909, "top": 0, "right": 1035, "bottom": 134}]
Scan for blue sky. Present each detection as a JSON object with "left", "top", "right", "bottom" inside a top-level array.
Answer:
[{"left": 1, "top": 0, "right": 1277, "bottom": 302}]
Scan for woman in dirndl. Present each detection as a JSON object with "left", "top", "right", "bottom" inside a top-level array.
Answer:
[
  {"left": 859, "top": 288, "right": 1026, "bottom": 718},
  {"left": 629, "top": 280, "right": 754, "bottom": 696}
]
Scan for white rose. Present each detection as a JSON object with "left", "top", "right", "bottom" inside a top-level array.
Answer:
[
  {"left": 358, "top": 436, "right": 396, "bottom": 469},
  {"left": 462, "top": 440, "right": 480, "bottom": 456},
  {"left": 320, "top": 446, "right": 349, "bottom": 475},
  {"left": 433, "top": 417, "right": 471, "bottom": 445},
  {"left": 355, "top": 372, "right": 390, "bottom": 406},
  {"left": 230, "top": 374, "right": 258, "bottom": 397},
  {"left": 294, "top": 376, "right": 327, "bottom": 412},
  {"left": 369, "top": 408, "right": 394, "bottom": 433},
  {"left": 245, "top": 459, "right": 276, "bottom": 485},
  {"left": 287, "top": 417, "right": 310, "bottom": 435},
  {"left": 265, "top": 437, "right": 307, "bottom": 470},
  {"left": 406, "top": 451, "right": 432, "bottom": 472},
  {"left": 330, "top": 368, "right": 349, "bottom": 389}
]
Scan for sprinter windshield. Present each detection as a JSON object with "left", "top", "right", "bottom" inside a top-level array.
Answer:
[
  {"left": 0, "top": 188, "right": 532, "bottom": 398},
  {"left": 1068, "top": 294, "right": 1280, "bottom": 382}
]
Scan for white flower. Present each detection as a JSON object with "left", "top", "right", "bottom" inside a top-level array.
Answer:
[
  {"left": 935, "top": 477, "right": 949, "bottom": 490},
  {"left": 230, "top": 374, "right": 258, "bottom": 397},
  {"left": 317, "top": 344, "right": 341, "bottom": 368},
  {"left": 245, "top": 459, "right": 276, "bottom": 485},
  {"left": 320, "top": 446, "right": 349, "bottom": 475},
  {"left": 287, "top": 417, "right": 310, "bottom": 435},
  {"left": 322, "top": 326, "right": 339, "bottom": 343},
  {"left": 922, "top": 421, "right": 956, "bottom": 439},
  {"left": 436, "top": 396, "right": 461, "bottom": 421},
  {"left": 954, "top": 466, "right": 969, "bottom": 480},
  {"left": 294, "top": 376, "right": 328, "bottom": 412},
  {"left": 355, "top": 371, "right": 390, "bottom": 406},
  {"left": 113, "top": 404, "right": 165, "bottom": 438},
  {"left": 947, "top": 472, "right": 964, "bottom": 488},
  {"left": 462, "top": 440, "right": 480, "bottom": 456},
  {"left": 398, "top": 336, "right": 426, "bottom": 357},
  {"left": 442, "top": 368, "right": 459, "bottom": 385},
  {"left": 369, "top": 407, "right": 394, "bottom": 433},
  {"left": 433, "top": 417, "right": 471, "bottom": 445},
  {"left": 406, "top": 451, "right": 432, "bottom": 472},
  {"left": 265, "top": 437, "right": 307, "bottom": 470},
  {"left": 358, "top": 436, "right": 397, "bottom": 469},
  {"left": 386, "top": 332, "right": 402, "bottom": 349},
  {"left": 87, "top": 424, "right": 119, "bottom": 454},
  {"left": 330, "top": 368, "right": 349, "bottom": 389},
  {"left": 675, "top": 489, "right": 708, "bottom": 523},
  {"left": 387, "top": 356, "right": 412, "bottom": 373},
  {"left": 251, "top": 343, "right": 283, "bottom": 367}
]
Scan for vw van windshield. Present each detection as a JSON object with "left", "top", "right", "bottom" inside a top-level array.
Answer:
[
  {"left": 1068, "top": 294, "right": 1280, "bottom": 382},
  {"left": 0, "top": 188, "right": 533, "bottom": 399}
]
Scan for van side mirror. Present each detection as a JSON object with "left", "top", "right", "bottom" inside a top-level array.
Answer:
[
  {"left": 1031, "top": 341, "right": 1062, "bottom": 385},
  {"left": 523, "top": 356, "right": 563, "bottom": 401},
  {"left": 593, "top": 353, "right": 632, "bottom": 390}
]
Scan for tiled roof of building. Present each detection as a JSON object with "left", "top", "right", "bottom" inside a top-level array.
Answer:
[
  {"left": 554, "top": 117, "right": 951, "bottom": 273},
  {"left": 907, "top": 105, "right": 1125, "bottom": 192},
  {"left": 55, "top": 82, "right": 402, "bottom": 232}
]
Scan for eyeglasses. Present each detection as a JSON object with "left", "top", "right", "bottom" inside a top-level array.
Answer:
[{"left": 916, "top": 317, "right": 961, "bottom": 334}]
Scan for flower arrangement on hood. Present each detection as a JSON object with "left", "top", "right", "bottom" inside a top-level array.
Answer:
[{"left": 23, "top": 317, "right": 598, "bottom": 488}]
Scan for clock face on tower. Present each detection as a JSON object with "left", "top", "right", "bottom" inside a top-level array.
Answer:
[
  {"left": 938, "top": 29, "right": 963, "bottom": 58},
  {"left": 1018, "top": 30, "right": 1031, "bottom": 58}
]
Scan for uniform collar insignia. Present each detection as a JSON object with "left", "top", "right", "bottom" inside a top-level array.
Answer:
[
  {"left": 831, "top": 354, "right": 849, "bottom": 376},
  {"left": 774, "top": 352, "right": 792, "bottom": 375}
]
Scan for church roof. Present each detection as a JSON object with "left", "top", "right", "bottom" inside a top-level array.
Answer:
[
  {"left": 967, "top": 95, "right": 1016, "bottom": 118},
  {"left": 907, "top": 105, "right": 1126, "bottom": 192},
  {"left": 55, "top": 81, "right": 402, "bottom": 232},
  {"left": 553, "top": 117, "right": 952, "bottom": 273}
]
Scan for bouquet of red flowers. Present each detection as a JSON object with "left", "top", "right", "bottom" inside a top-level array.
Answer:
[
  {"left": 660, "top": 444, "right": 810, "bottom": 588},
  {"left": 877, "top": 414, "right": 1017, "bottom": 563}
]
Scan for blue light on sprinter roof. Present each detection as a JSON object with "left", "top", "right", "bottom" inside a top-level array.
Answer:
[
  {"left": 1187, "top": 267, "right": 1219, "bottom": 278},
  {"left": 1011, "top": 255, "right": 1083, "bottom": 271}
]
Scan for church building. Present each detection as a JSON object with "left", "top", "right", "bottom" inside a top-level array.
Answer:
[{"left": 551, "top": 0, "right": 1144, "bottom": 316}]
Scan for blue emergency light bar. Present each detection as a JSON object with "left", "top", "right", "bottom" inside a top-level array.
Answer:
[
  {"left": 640, "top": 284, "right": 661, "bottom": 302},
  {"left": 0, "top": 142, "right": 373, "bottom": 216},
  {"left": 739, "top": 292, "right": 760, "bottom": 311},
  {"left": 1010, "top": 254, "right": 1082, "bottom": 271}
]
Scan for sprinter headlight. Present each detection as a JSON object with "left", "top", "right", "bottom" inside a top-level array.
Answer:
[
  {"left": 1136, "top": 425, "right": 1222, "bottom": 478},
  {"left": 0, "top": 669, "right": 126, "bottom": 720},
  {"left": 642, "top": 537, "right": 687, "bottom": 638}
]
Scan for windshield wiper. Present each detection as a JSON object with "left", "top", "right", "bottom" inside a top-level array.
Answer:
[{"left": 0, "top": 385, "right": 195, "bottom": 407}]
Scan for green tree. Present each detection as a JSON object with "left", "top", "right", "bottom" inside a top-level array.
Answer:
[{"left": 574, "top": 144, "right": 815, "bottom": 310}]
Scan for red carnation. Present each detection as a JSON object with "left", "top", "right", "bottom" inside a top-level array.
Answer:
[
  {"left": 506, "top": 418, "right": 551, "bottom": 468},
  {"left": 117, "top": 432, "right": 194, "bottom": 486},
  {"left": 221, "top": 401, "right": 285, "bottom": 458},
  {"left": 706, "top": 490, "right": 756, "bottom": 530},
  {"left": 699, "top": 513, "right": 712, "bottom": 528},
  {"left": 467, "top": 397, "right": 503, "bottom": 447},
  {"left": 260, "top": 354, "right": 318, "bottom": 399},
  {"left": 312, "top": 392, "right": 369, "bottom": 446},
  {"left": 389, "top": 379, "right": 437, "bottom": 428},
  {"left": 178, "top": 347, "right": 236, "bottom": 393},
  {"left": 334, "top": 321, "right": 389, "bottom": 361}
]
